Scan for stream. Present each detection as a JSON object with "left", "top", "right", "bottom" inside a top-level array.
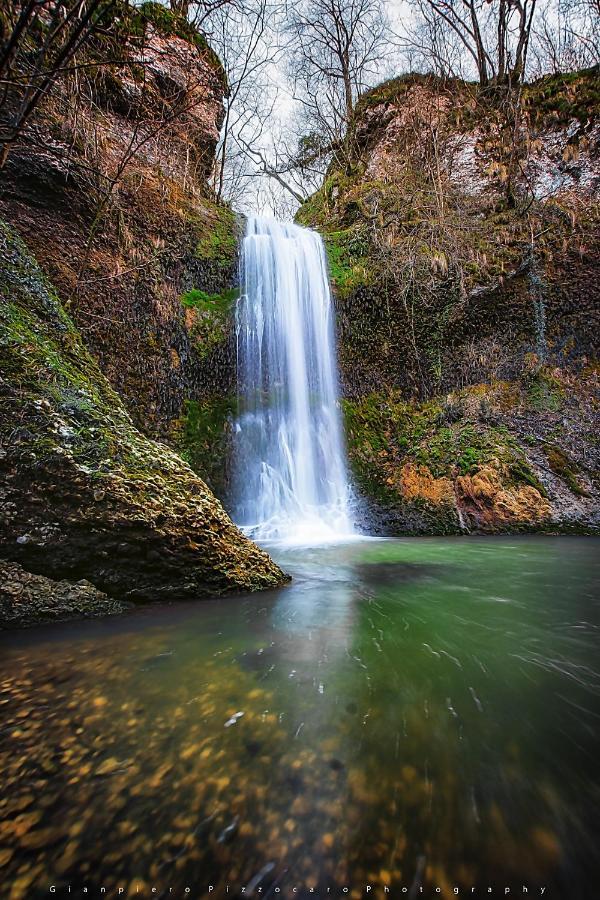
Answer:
[{"left": 1, "top": 536, "right": 598, "bottom": 898}]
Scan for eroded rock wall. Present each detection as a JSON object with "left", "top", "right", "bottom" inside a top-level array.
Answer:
[
  {"left": 0, "top": 3, "right": 237, "bottom": 443},
  {"left": 0, "top": 221, "right": 287, "bottom": 620},
  {"left": 299, "top": 69, "right": 600, "bottom": 533}
]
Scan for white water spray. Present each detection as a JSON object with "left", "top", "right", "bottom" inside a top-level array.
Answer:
[{"left": 234, "top": 217, "right": 354, "bottom": 545}]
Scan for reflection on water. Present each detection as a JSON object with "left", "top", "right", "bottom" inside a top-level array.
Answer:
[{"left": 0, "top": 538, "right": 599, "bottom": 899}]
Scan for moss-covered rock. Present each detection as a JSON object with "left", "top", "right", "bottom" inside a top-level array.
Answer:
[
  {"left": 179, "top": 285, "right": 239, "bottom": 364},
  {"left": 0, "top": 561, "right": 130, "bottom": 629},
  {"left": 0, "top": 221, "right": 288, "bottom": 611},
  {"left": 344, "top": 378, "right": 599, "bottom": 534},
  {"left": 299, "top": 68, "right": 599, "bottom": 533},
  {"left": 543, "top": 444, "right": 589, "bottom": 497},
  {"left": 172, "top": 396, "right": 236, "bottom": 501},
  {"left": 194, "top": 205, "right": 239, "bottom": 268}
]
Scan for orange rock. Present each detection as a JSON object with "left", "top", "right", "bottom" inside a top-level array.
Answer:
[
  {"left": 456, "top": 464, "right": 551, "bottom": 528},
  {"left": 398, "top": 463, "right": 455, "bottom": 505}
]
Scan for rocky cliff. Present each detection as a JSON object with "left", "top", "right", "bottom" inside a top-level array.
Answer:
[
  {"left": 0, "top": 2, "right": 237, "bottom": 454},
  {"left": 0, "top": 220, "right": 286, "bottom": 624},
  {"left": 0, "top": 4, "right": 286, "bottom": 626},
  {"left": 298, "top": 68, "right": 600, "bottom": 533}
]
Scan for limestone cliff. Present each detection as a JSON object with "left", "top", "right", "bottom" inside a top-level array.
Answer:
[
  {"left": 0, "top": 220, "right": 287, "bottom": 622},
  {"left": 298, "top": 68, "right": 600, "bottom": 533}
]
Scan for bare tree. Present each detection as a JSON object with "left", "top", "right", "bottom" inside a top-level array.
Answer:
[
  {"left": 401, "top": 0, "right": 538, "bottom": 86},
  {"left": 236, "top": 130, "right": 308, "bottom": 203},
  {"left": 0, "top": 0, "right": 121, "bottom": 168},
  {"left": 401, "top": 1, "right": 468, "bottom": 79},
  {"left": 198, "top": 0, "right": 282, "bottom": 204},
  {"left": 286, "top": 0, "right": 391, "bottom": 151},
  {"left": 529, "top": 0, "right": 599, "bottom": 73},
  {"left": 214, "top": 0, "right": 269, "bottom": 202},
  {"left": 171, "top": 0, "right": 235, "bottom": 31}
]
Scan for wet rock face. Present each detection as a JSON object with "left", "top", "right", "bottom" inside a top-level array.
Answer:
[
  {"left": 0, "top": 221, "right": 289, "bottom": 615},
  {"left": 0, "top": 561, "right": 129, "bottom": 629},
  {"left": 343, "top": 376, "right": 600, "bottom": 536},
  {"left": 455, "top": 466, "right": 552, "bottom": 530}
]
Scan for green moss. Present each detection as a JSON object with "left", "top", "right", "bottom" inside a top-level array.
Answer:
[
  {"left": 0, "top": 221, "right": 154, "bottom": 473},
  {"left": 195, "top": 206, "right": 238, "bottom": 268},
  {"left": 342, "top": 395, "right": 404, "bottom": 507},
  {"left": 507, "top": 459, "right": 547, "bottom": 495},
  {"left": 524, "top": 369, "right": 564, "bottom": 412},
  {"left": 0, "top": 244, "right": 105, "bottom": 412},
  {"left": 523, "top": 66, "right": 600, "bottom": 126},
  {"left": 342, "top": 389, "right": 548, "bottom": 515},
  {"left": 181, "top": 287, "right": 239, "bottom": 311},
  {"left": 543, "top": 444, "right": 589, "bottom": 496},
  {"left": 322, "top": 229, "right": 372, "bottom": 298},
  {"left": 412, "top": 418, "right": 543, "bottom": 488},
  {"left": 296, "top": 173, "right": 356, "bottom": 228},
  {"left": 175, "top": 397, "right": 236, "bottom": 497},
  {"left": 296, "top": 187, "right": 328, "bottom": 228},
  {"left": 342, "top": 393, "right": 462, "bottom": 531},
  {"left": 182, "top": 287, "right": 237, "bottom": 360}
]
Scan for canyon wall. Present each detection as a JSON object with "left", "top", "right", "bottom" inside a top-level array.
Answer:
[
  {"left": 0, "top": 3, "right": 238, "bottom": 462},
  {"left": 298, "top": 69, "right": 600, "bottom": 533},
  {"left": 0, "top": 4, "right": 285, "bottom": 626}
]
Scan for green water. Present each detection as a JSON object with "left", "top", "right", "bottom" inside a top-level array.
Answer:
[{"left": 0, "top": 537, "right": 598, "bottom": 899}]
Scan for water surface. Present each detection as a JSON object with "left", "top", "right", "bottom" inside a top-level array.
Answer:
[{"left": 1, "top": 537, "right": 598, "bottom": 899}]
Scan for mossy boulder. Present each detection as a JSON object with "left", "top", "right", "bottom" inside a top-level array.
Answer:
[
  {"left": 0, "top": 221, "right": 288, "bottom": 609},
  {"left": 0, "top": 560, "right": 130, "bottom": 629}
]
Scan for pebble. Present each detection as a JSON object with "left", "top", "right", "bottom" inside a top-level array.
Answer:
[
  {"left": 95, "top": 757, "right": 121, "bottom": 776},
  {"left": 0, "top": 633, "right": 570, "bottom": 896}
]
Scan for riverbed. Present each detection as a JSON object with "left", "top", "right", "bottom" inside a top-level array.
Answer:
[{"left": 1, "top": 537, "right": 598, "bottom": 899}]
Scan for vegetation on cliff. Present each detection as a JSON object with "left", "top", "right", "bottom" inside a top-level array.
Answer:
[
  {"left": 297, "top": 68, "right": 600, "bottom": 533},
  {"left": 0, "top": 220, "right": 287, "bottom": 623},
  {"left": 343, "top": 370, "right": 598, "bottom": 534},
  {"left": 172, "top": 395, "right": 236, "bottom": 500},
  {"left": 0, "top": 0, "right": 238, "bottom": 444}
]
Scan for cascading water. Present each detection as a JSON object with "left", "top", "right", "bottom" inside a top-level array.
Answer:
[{"left": 234, "top": 216, "right": 354, "bottom": 545}]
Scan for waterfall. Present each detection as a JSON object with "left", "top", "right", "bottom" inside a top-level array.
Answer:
[{"left": 233, "top": 216, "right": 354, "bottom": 545}]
